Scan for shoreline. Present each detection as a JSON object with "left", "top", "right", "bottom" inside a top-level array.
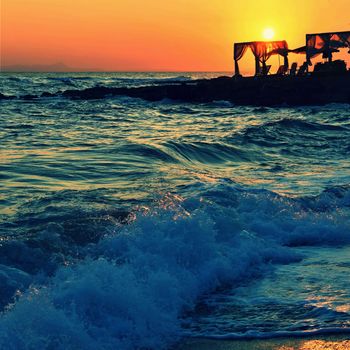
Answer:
[{"left": 176, "top": 334, "right": 350, "bottom": 349}]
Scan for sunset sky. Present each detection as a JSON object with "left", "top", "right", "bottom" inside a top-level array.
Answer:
[{"left": 1, "top": 0, "right": 349, "bottom": 73}]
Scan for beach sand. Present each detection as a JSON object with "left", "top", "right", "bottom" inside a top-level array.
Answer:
[{"left": 176, "top": 335, "right": 350, "bottom": 350}]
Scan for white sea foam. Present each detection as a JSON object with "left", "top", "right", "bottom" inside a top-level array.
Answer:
[{"left": 0, "top": 184, "right": 349, "bottom": 349}]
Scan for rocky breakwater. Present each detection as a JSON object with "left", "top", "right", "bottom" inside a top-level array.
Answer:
[
  {"left": 2, "top": 73, "right": 350, "bottom": 106},
  {"left": 61, "top": 73, "right": 350, "bottom": 106}
]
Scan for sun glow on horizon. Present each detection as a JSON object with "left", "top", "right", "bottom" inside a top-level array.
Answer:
[
  {"left": 2, "top": 0, "right": 350, "bottom": 72},
  {"left": 263, "top": 28, "right": 275, "bottom": 40}
]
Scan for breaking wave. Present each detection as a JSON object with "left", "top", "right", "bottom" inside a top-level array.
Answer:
[{"left": 0, "top": 183, "right": 349, "bottom": 349}]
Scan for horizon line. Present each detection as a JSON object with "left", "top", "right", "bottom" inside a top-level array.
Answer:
[{"left": 0, "top": 70, "right": 233, "bottom": 73}]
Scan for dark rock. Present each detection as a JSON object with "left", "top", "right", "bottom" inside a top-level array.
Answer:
[{"left": 57, "top": 73, "right": 350, "bottom": 106}]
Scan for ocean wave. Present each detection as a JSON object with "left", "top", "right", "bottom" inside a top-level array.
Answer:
[
  {"left": 154, "top": 76, "right": 192, "bottom": 83},
  {"left": 118, "top": 143, "right": 179, "bottom": 163},
  {"left": 244, "top": 118, "right": 349, "bottom": 134},
  {"left": 46, "top": 77, "right": 76, "bottom": 85},
  {"left": 0, "top": 93, "right": 16, "bottom": 100},
  {"left": 235, "top": 117, "right": 350, "bottom": 155},
  {"left": 47, "top": 77, "right": 93, "bottom": 81},
  {"left": 4, "top": 124, "right": 35, "bottom": 130},
  {"left": 164, "top": 141, "right": 261, "bottom": 164},
  {"left": 185, "top": 327, "right": 350, "bottom": 340},
  {"left": 0, "top": 183, "right": 349, "bottom": 349},
  {"left": 266, "top": 118, "right": 348, "bottom": 131}
]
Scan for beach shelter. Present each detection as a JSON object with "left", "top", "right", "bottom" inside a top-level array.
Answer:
[
  {"left": 306, "top": 31, "right": 350, "bottom": 63},
  {"left": 234, "top": 40, "right": 289, "bottom": 76}
]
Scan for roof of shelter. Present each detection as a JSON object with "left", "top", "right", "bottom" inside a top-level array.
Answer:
[
  {"left": 306, "top": 30, "right": 350, "bottom": 37},
  {"left": 234, "top": 40, "right": 289, "bottom": 60},
  {"left": 233, "top": 30, "right": 349, "bottom": 75},
  {"left": 234, "top": 40, "right": 288, "bottom": 46},
  {"left": 306, "top": 30, "right": 350, "bottom": 59}
]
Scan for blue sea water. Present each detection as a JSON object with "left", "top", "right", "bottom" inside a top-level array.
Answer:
[{"left": 0, "top": 72, "right": 349, "bottom": 349}]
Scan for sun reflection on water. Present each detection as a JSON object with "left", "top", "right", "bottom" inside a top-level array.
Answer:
[
  {"left": 180, "top": 338, "right": 350, "bottom": 350},
  {"left": 279, "top": 340, "right": 350, "bottom": 350}
]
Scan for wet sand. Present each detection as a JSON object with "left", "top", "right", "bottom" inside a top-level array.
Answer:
[{"left": 177, "top": 335, "right": 350, "bottom": 350}]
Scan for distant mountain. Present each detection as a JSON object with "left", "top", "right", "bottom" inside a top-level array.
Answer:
[{"left": 0, "top": 62, "right": 98, "bottom": 72}]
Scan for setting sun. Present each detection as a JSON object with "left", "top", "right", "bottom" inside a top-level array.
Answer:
[{"left": 263, "top": 28, "right": 275, "bottom": 40}]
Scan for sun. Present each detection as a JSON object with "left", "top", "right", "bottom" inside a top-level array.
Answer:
[{"left": 263, "top": 28, "right": 275, "bottom": 40}]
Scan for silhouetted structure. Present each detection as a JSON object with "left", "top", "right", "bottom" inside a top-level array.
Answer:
[
  {"left": 306, "top": 31, "right": 350, "bottom": 63},
  {"left": 234, "top": 31, "right": 350, "bottom": 77},
  {"left": 234, "top": 41, "right": 289, "bottom": 76},
  {"left": 289, "top": 62, "right": 298, "bottom": 76}
]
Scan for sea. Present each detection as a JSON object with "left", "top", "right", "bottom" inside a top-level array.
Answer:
[{"left": 0, "top": 72, "right": 349, "bottom": 349}]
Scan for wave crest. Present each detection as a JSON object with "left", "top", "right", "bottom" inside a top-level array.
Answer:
[{"left": 0, "top": 184, "right": 349, "bottom": 348}]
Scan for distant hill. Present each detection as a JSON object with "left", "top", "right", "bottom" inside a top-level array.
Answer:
[{"left": 0, "top": 62, "right": 98, "bottom": 72}]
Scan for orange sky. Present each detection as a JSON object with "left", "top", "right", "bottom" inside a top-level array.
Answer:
[{"left": 1, "top": 0, "right": 349, "bottom": 73}]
